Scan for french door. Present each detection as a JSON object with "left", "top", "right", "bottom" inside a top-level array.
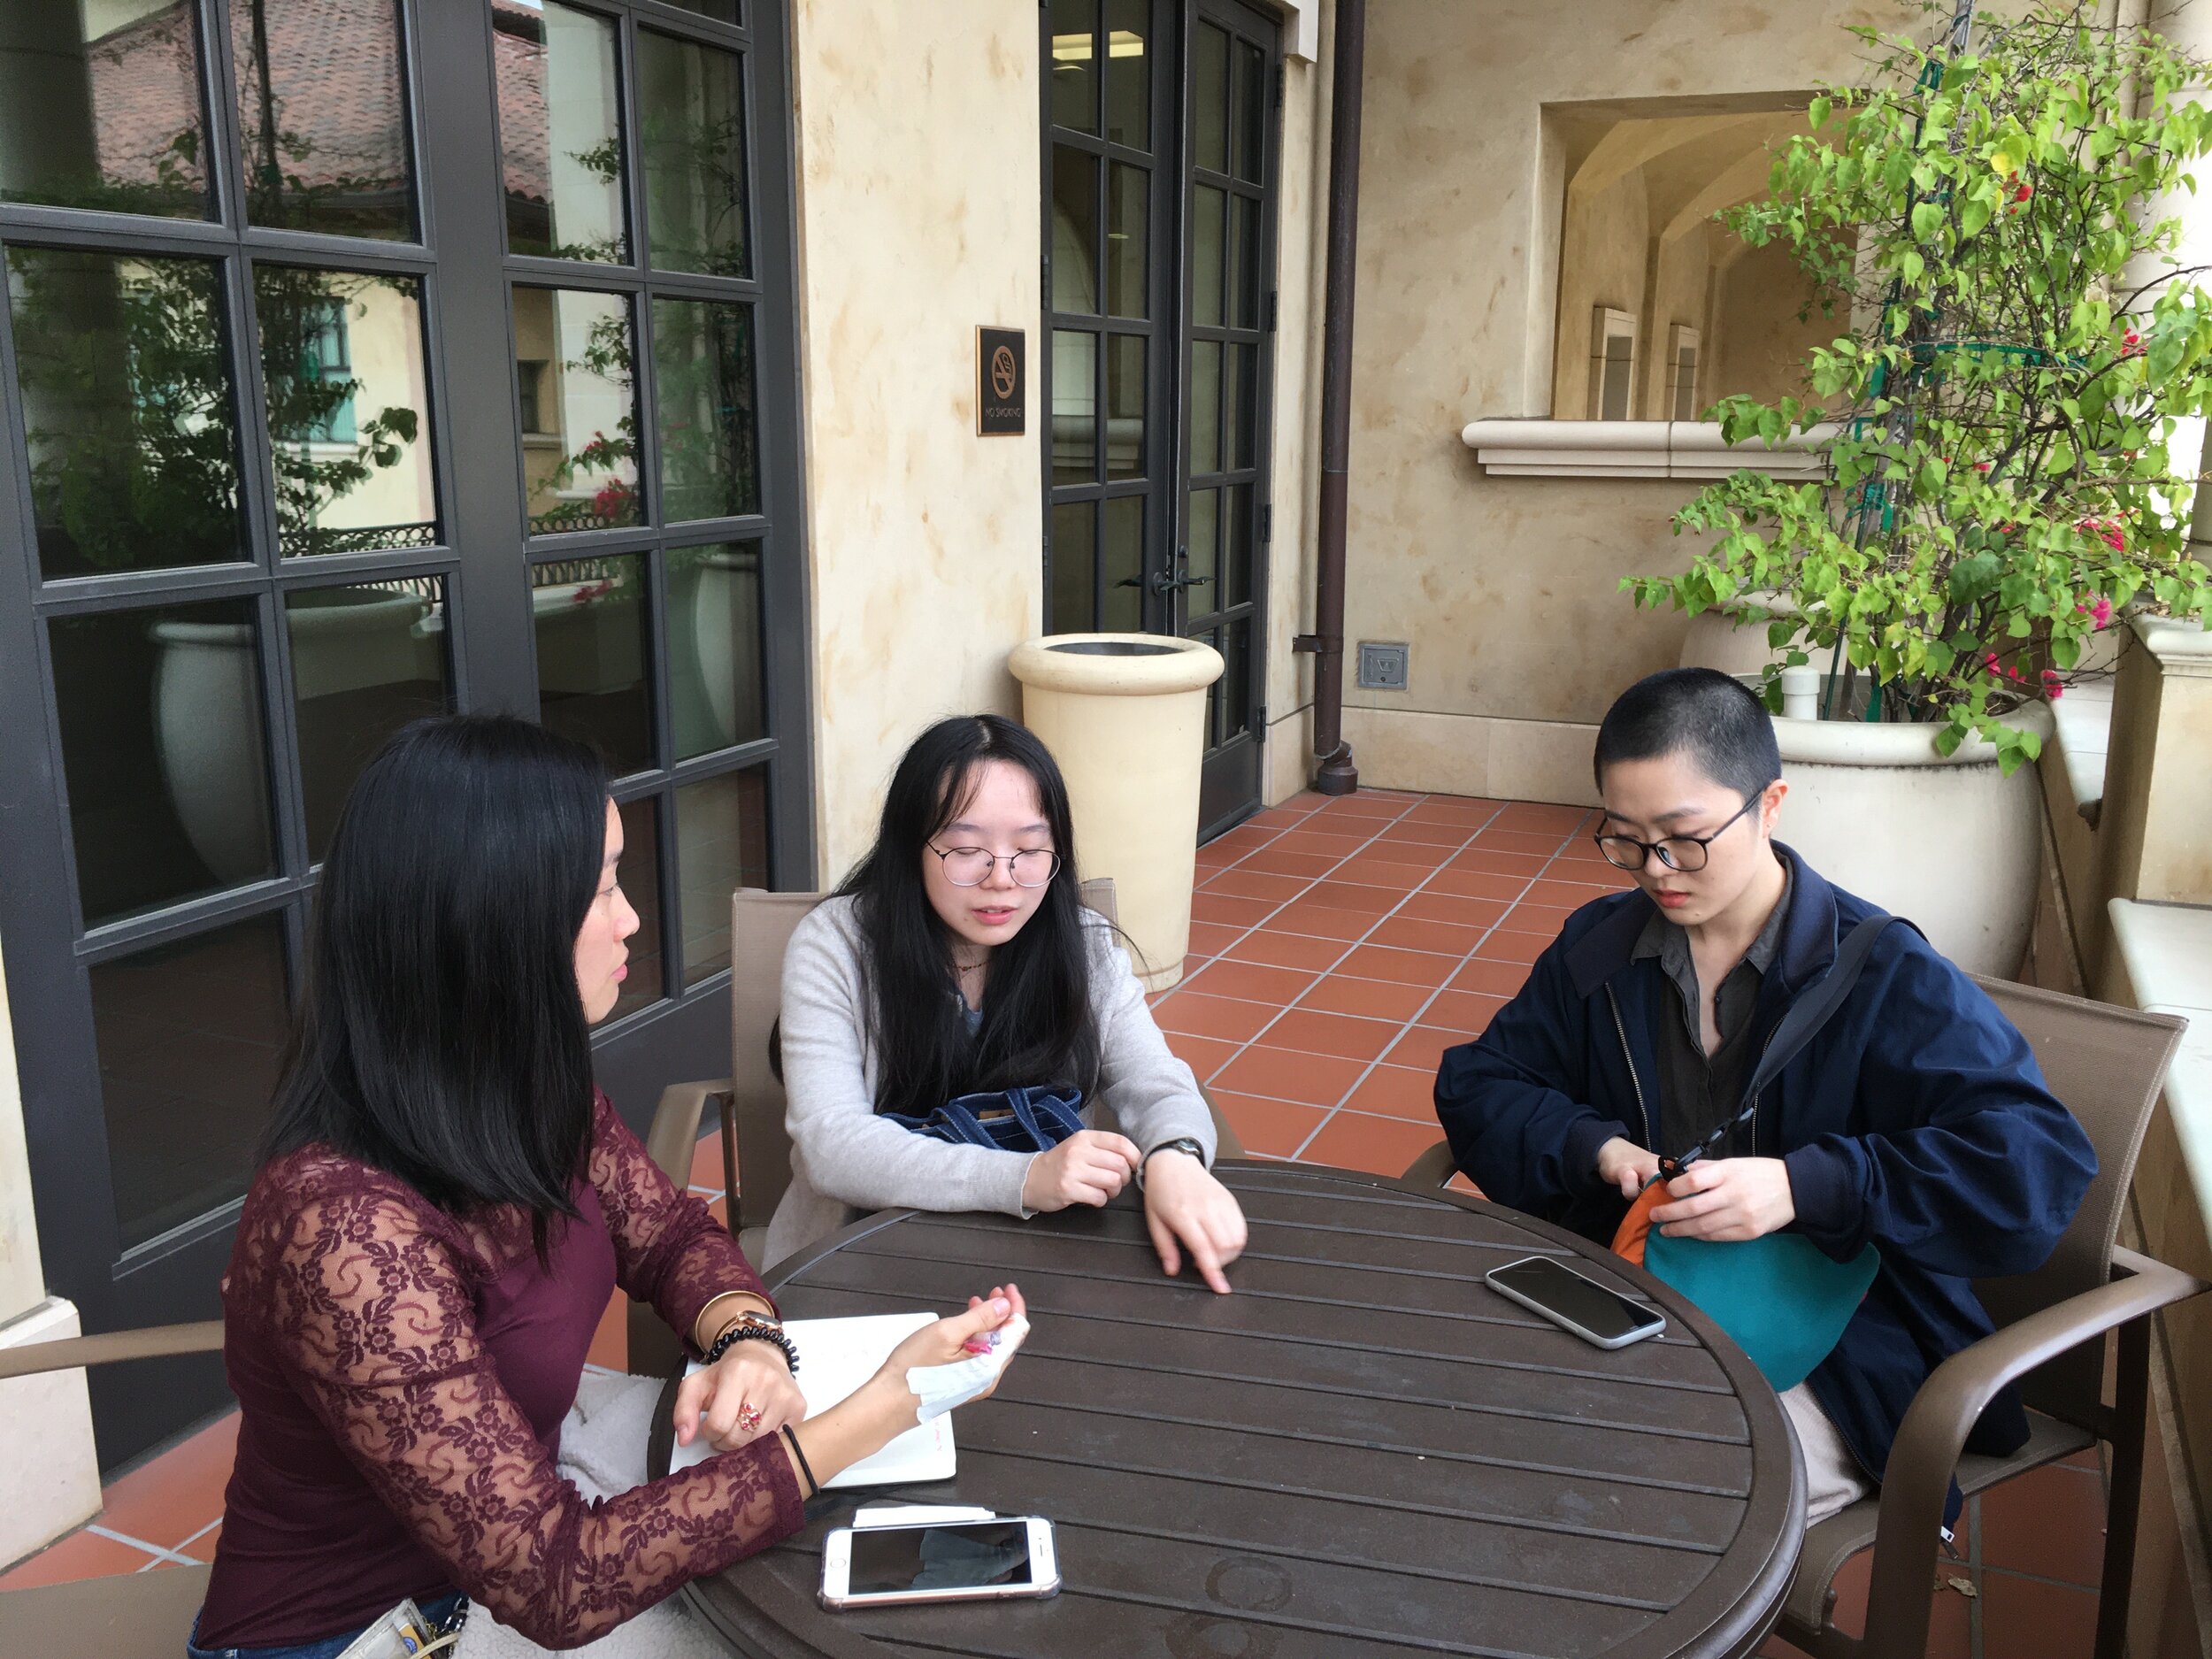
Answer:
[
  {"left": 0, "top": 0, "right": 810, "bottom": 1466},
  {"left": 1041, "top": 0, "right": 1280, "bottom": 838}
]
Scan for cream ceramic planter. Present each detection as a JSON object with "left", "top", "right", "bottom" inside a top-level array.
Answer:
[
  {"left": 1008, "top": 634, "right": 1225, "bottom": 992},
  {"left": 1678, "top": 590, "right": 1814, "bottom": 678},
  {"left": 1772, "top": 703, "right": 2055, "bottom": 978}
]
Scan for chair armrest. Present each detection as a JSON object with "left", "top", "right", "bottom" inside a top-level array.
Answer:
[
  {"left": 645, "top": 1078, "right": 733, "bottom": 1193},
  {"left": 0, "top": 1321, "right": 225, "bottom": 1383},
  {"left": 1401, "top": 1139, "right": 1456, "bottom": 1188},
  {"left": 1860, "top": 1247, "right": 2208, "bottom": 1654}
]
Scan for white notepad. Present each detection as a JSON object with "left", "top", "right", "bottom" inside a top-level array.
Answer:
[{"left": 668, "top": 1311, "right": 956, "bottom": 1488}]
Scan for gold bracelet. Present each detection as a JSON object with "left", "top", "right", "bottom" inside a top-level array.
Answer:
[{"left": 692, "top": 1290, "right": 776, "bottom": 1351}]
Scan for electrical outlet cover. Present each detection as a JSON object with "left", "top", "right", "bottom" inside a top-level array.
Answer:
[{"left": 1357, "top": 641, "right": 1409, "bottom": 691}]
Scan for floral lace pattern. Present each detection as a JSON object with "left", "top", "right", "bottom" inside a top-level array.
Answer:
[{"left": 219, "top": 1094, "right": 803, "bottom": 1647}]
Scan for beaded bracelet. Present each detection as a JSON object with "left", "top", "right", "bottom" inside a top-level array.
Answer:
[{"left": 703, "top": 1315, "right": 801, "bottom": 1377}]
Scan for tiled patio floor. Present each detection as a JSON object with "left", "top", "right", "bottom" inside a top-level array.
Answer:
[{"left": 0, "top": 788, "right": 2116, "bottom": 1655}]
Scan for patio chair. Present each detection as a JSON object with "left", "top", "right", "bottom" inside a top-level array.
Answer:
[
  {"left": 628, "top": 879, "right": 1245, "bottom": 1380},
  {"left": 1396, "top": 976, "right": 2201, "bottom": 1659}
]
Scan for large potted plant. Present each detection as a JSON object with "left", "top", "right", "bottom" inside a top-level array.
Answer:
[{"left": 1640, "top": 1, "right": 2212, "bottom": 974}]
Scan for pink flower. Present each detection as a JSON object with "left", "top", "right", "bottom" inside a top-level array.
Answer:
[
  {"left": 2041, "top": 669, "right": 2065, "bottom": 699},
  {"left": 2093, "top": 595, "right": 2114, "bottom": 628}
]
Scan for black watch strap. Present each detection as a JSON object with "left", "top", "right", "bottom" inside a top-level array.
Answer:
[
  {"left": 1137, "top": 1135, "right": 1207, "bottom": 1190},
  {"left": 703, "top": 1316, "right": 801, "bottom": 1376}
]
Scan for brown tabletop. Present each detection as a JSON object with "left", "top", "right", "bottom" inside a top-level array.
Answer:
[{"left": 651, "top": 1161, "right": 1803, "bottom": 1659}]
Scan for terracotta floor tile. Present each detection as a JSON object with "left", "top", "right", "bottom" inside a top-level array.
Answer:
[
  {"left": 1526, "top": 878, "right": 1621, "bottom": 910},
  {"left": 1294, "top": 973, "right": 1435, "bottom": 1023},
  {"left": 0, "top": 1525, "right": 166, "bottom": 1588},
  {"left": 589, "top": 1286, "right": 628, "bottom": 1371},
  {"left": 1472, "top": 928, "right": 1553, "bottom": 966},
  {"left": 1301, "top": 1110, "right": 1448, "bottom": 1177},
  {"left": 1272, "top": 829, "right": 1374, "bottom": 859},
  {"left": 1212, "top": 1045, "right": 1367, "bottom": 1108},
  {"left": 1471, "top": 827, "right": 1572, "bottom": 858},
  {"left": 1225, "top": 930, "right": 1352, "bottom": 972},
  {"left": 1154, "top": 991, "right": 1281, "bottom": 1042},
  {"left": 1210, "top": 1092, "right": 1329, "bottom": 1157},
  {"left": 1261, "top": 1008, "right": 1405, "bottom": 1062},
  {"left": 1341, "top": 1064, "right": 1441, "bottom": 1123},
  {"left": 1980, "top": 1567, "right": 2100, "bottom": 1659},
  {"left": 99, "top": 1412, "right": 238, "bottom": 1552},
  {"left": 1452, "top": 958, "right": 1532, "bottom": 998},
  {"left": 1165, "top": 1032, "right": 1241, "bottom": 1082},
  {"left": 1200, "top": 868, "right": 1311, "bottom": 903},
  {"left": 1201, "top": 826, "right": 1278, "bottom": 864},
  {"left": 1421, "top": 868, "right": 1532, "bottom": 902},
  {"left": 689, "top": 1133, "right": 730, "bottom": 1192},
  {"left": 1271, "top": 902, "right": 1380, "bottom": 941},
  {"left": 1372, "top": 818, "right": 1472, "bottom": 847},
  {"left": 1381, "top": 1025, "right": 1469, "bottom": 1072},
  {"left": 1350, "top": 857, "right": 1452, "bottom": 892},
  {"left": 1244, "top": 804, "right": 1317, "bottom": 832},
  {"left": 1402, "top": 795, "right": 1506, "bottom": 824},
  {"left": 1335, "top": 944, "right": 1461, "bottom": 987},
  {"left": 1184, "top": 919, "right": 1246, "bottom": 958},
  {"left": 1490, "top": 803, "right": 1593, "bottom": 835},
  {"left": 178, "top": 1520, "right": 223, "bottom": 1564},
  {"left": 1500, "top": 901, "right": 1577, "bottom": 937},
  {"left": 1978, "top": 1463, "right": 2107, "bottom": 1587},
  {"left": 1238, "top": 847, "right": 1343, "bottom": 880},
  {"left": 1301, "top": 879, "right": 1404, "bottom": 914},
  {"left": 1179, "top": 958, "right": 1317, "bottom": 1007},
  {"left": 1447, "top": 848, "right": 1550, "bottom": 879},
  {"left": 1313, "top": 794, "right": 1409, "bottom": 820},
  {"left": 1423, "top": 989, "right": 1508, "bottom": 1035},
  {"left": 1398, "top": 892, "right": 1510, "bottom": 930},
  {"left": 1190, "top": 891, "right": 1279, "bottom": 929},
  {"left": 1366, "top": 916, "right": 1486, "bottom": 957}
]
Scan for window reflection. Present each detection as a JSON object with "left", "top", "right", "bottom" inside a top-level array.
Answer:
[
  {"left": 5, "top": 247, "right": 243, "bottom": 580},
  {"left": 0, "top": 2, "right": 211, "bottom": 219},
  {"left": 613, "top": 795, "right": 665, "bottom": 1019},
  {"left": 639, "top": 30, "right": 749, "bottom": 278},
  {"left": 254, "top": 267, "right": 436, "bottom": 557},
  {"left": 652, "top": 297, "right": 757, "bottom": 522},
  {"left": 513, "top": 287, "right": 642, "bottom": 534},
  {"left": 496, "top": 1, "right": 630, "bottom": 264},
  {"left": 231, "top": 0, "right": 416, "bottom": 240},
  {"left": 675, "top": 767, "right": 768, "bottom": 979},
  {"left": 535, "top": 555, "right": 653, "bottom": 777},
  {"left": 1050, "top": 502, "right": 1095, "bottom": 635},
  {"left": 668, "top": 542, "right": 764, "bottom": 760}
]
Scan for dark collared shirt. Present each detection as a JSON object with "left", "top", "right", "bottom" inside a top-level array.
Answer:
[{"left": 1631, "top": 864, "right": 1793, "bottom": 1160}]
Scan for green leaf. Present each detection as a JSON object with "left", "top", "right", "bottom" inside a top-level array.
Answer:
[{"left": 1911, "top": 201, "right": 1943, "bottom": 242}]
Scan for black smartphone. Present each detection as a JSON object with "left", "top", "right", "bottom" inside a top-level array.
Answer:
[{"left": 1486, "top": 1255, "right": 1665, "bottom": 1349}]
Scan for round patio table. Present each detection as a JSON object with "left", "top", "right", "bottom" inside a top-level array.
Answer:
[{"left": 650, "top": 1160, "right": 1804, "bottom": 1659}]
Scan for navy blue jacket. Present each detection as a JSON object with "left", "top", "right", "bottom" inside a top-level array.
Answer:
[{"left": 1434, "top": 846, "right": 2097, "bottom": 1495}]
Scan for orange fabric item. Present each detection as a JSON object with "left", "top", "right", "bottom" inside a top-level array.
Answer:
[{"left": 1611, "top": 1179, "right": 1669, "bottom": 1267}]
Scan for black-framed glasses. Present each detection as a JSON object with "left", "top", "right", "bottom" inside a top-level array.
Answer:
[
  {"left": 1593, "top": 792, "right": 1764, "bottom": 873},
  {"left": 929, "top": 844, "right": 1063, "bottom": 888}
]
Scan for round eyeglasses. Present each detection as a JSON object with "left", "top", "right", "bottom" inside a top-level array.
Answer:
[
  {"left": 1592, "top": 792, "right": 1764, "bottom": 873},
  {"left": 928, "top": 845, "right": 1063, "bottom": 887}
]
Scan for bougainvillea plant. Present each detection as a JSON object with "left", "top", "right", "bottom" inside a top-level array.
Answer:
[{"left": 1628, "top": 0, "right": 2212, "bottom": 771}]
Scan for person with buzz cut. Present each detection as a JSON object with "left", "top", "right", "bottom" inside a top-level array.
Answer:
[{"left": 1433, "top": 667, "right": 2096, "bottom": 1528}]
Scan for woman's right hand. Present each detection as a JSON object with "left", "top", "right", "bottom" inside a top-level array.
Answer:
[
  {"left": 1022, "top": 1130, "right": 1141, "bottom": 1211},
  {"left": 878, "top": 1283, "right": 1027, "bottom": 1396}
]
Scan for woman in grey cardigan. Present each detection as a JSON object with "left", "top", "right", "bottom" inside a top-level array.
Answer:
[{"left": 765, "top": 716, "right": 1248, "bottom": 1288}]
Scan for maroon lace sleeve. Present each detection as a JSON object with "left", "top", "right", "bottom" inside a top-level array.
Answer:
[
  {"left": 587, "top": 1092, "right": 774, "bottom": 1352},
  {"left": 263, "top": 1180, "right": 806, "bottom": 1646}
]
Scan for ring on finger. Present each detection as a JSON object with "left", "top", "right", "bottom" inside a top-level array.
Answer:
[{"left": 736, "top": 1401, "right": 764, "bottom": 1433}]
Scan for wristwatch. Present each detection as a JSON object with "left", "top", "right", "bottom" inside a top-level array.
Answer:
[{"left": 1136, "top": 1136, "right": 1207, "bottom": 1191}]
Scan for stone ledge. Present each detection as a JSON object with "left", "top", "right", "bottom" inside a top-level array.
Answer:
[
  {"left": 2108, "top": 898, "right": 2212, "bottom": 1237},
  {"left": 1459, "top": 417, "right": 1838, "bottom": 480}
]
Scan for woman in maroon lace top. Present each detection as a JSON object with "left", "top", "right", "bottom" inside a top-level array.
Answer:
[{"left": 192, "top": 717, "right": 1023, "bottom": 1655}]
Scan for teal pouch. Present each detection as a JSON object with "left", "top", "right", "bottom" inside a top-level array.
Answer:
[{"left": 1644, "top": 1230, "right": 1880, "bottom": 1392}]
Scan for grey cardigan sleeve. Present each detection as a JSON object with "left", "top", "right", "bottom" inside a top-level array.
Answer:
[
  {"left": 777, "top": 903, "right": 1034, "bottom": 1219},
  {"left": 1087, "top": 919, "right": 1217, "bottom": 1164}
]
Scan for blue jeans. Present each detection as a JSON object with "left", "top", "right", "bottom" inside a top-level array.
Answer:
[{"left": 187, "top": 1592, "right": 466, "bottom": 1659}]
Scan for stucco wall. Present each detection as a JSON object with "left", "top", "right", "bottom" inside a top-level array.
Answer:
[{"left": 1708, "top": 236, "right": 1839, "bottom": 409}]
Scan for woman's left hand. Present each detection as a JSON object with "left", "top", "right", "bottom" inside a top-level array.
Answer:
[
  {"left": 673, "top": 1327, "right": 810, "bottom": 1452},
  {"left": 1141, "top": 1151, "right": 1248, "bottom": 1294}
]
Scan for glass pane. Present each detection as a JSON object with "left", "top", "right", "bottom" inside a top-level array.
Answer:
[
  {"left": 1225, "top": 481, "right": 1253, "bottom": 609},
  {"left": 52, "top": 597, "right": 274, "bottom": 927},
  {"left": 675, "top": 767, "right": 769, "bottom": 979},
  {"left": 232, "top": 0, "right": 414, "bottom": 240},
  {"left": 1193, "top": 22, "right": 1229, "bottom": 173},
  {"left": 653, "top": 297, "right": 757, "bottom": 522},
  {"left": 1050, "top": 147, "right": 1098, "bottom": 316},
  {"left": 0, "top": 2, "right": 210, "bottom": 218},
  {"left": 1048, "top": 0, "right": 1098, "bottom": 134},
  {"left": 1226, "top": 340, "right": 1256, "bottom": 470},
  {"left": 1106, "top": 162, "right": 1147, "bottom": 319},
  {"left": 255, "top": 266, "right": 435, "bottom": 557},
  {"left": 93, "top": 917, "right": 288, "bottom": 1250},
  {"left": 5, "top": 247, "right": 242, "bottom": 580},
  {"left": 514, "top": 287, "right": 641, "bottom": 534},
  {"left": 1105, "top": 334, "right": 1144, "bottom": 481},
  {"left": 669, "top": 541, "right": 765, "bottom": 759},
  {"left": 1102, "top": 0, "right": 1148, "bottom": 150},
  {"left": 1192, "top": 184, "right": 1225, "bottom": 328},
  {"left": 639, "top": 29, "right": 749, "bottom": 278},
  {"left": 1228, "top": 193, "right": 1260, "bottom": 328},
  {"left": 1221, "top": 617, "right": 1251, "bottom": 738},
  {"left": 1186, "top": 487, "right": 1219, "bottom": 612},
  {"left": 664, "top": 0, "right": 739, "bottom": 20},
  {"left": 613, "top": 795, "right": 665, "bottom": 1019},
  {"left": 1049, "top": 501, "right": 1095, "bottom": 634},
  {"left": 290, "top": 579, "right": 450, "bottom": 858},
  {"left": 1188, "top": 339, "right": 1221, "bottom": 476},
  {"left": 1233, "top": 42, "right": 1266, "bottom": 183},
  {"left": 1052, "top": 330, "right": 1096, "bottom": 483},
  {"left": 534, "top": 555, "right": 651, "bottom": 777},
  {"left": 1102, "top": 495, "right": 1142, "bottom": 633},
  {"left": 498, "top": 1, "right": 628, "bottom": 262}
]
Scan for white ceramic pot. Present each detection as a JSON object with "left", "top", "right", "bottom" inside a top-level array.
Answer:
[
  {"left": 1772, "top": 702, "right": 2055, "bottom": 978},
  {"left": 1678, "top": 590, "right": 1813, "bottom": 678},
  {"left": 1008, "top": 634, "right": 1225, "bottom": 992}
]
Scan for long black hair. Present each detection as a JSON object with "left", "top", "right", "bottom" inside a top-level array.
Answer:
[
  {"left": 262, "top": 715, "right": 610, "bottom": 1251},
  {"left": 839, "top": 715, "right": 1101, "bottom": 1118}
]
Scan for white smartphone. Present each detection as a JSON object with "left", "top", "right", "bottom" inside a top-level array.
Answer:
[
  {"left": 1486, "top": 1255, "right": 1666, "bottom": 1349},
  {"left": 819, "top": 1517, "right": 1060, "bottom": 1610}
]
